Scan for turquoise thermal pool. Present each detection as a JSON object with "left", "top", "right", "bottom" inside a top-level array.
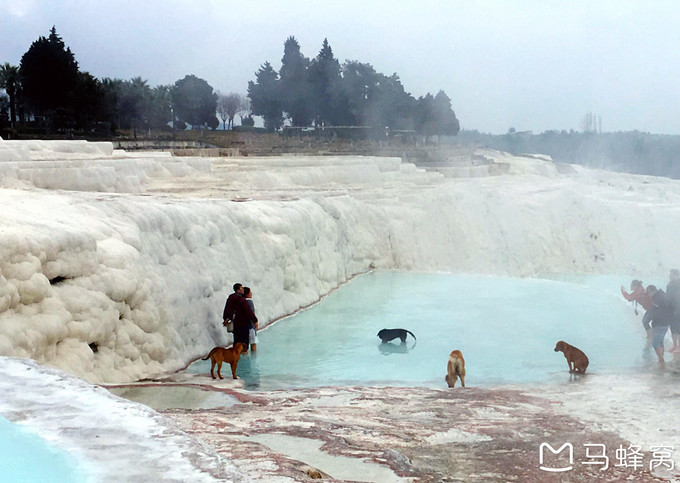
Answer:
[{"left": 188, "top": 271, "right": 658, "bottom": 390}]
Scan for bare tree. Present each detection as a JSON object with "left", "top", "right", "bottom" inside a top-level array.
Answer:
[
  {"left": 236, "top": 94, "right": 251, "bottom": 126},
  {"left": 216, "top": 91, "right": 228, "bottom": 130},
  {"left": 216, "top": 92, "right": 243, "bottom": 130}
]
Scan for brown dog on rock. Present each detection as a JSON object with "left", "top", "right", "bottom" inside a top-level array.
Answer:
[
  {"left": 554, "top": 340, "right": 589, "bottom": 374},
  {"left": 202, "top": 342, "right": 248, "bottom": 379}
]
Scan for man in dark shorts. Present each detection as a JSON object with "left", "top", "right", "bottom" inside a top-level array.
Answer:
[{"left": 645, "top": 285, "right": 672, "bottom": 366}]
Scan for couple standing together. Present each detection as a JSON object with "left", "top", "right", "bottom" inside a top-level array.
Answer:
[{"left": 223, "top": 283, "right": 258, "bottom": 353}]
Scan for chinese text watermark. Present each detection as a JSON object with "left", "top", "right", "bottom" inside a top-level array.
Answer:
[{"left": 539, "top": 443, "right": 675, "bottom": 473}]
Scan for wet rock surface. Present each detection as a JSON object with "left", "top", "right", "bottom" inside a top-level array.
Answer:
[{"left": 164, "top": 385, "right": 670, "bottom": 482}]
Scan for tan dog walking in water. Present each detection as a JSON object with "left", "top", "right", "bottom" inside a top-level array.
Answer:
[
  {"left": 445, "top": 350, "right": 466, "bottom": 387},
  {"left": 202, "top": 343, "right": 247, "bottom": 379}
]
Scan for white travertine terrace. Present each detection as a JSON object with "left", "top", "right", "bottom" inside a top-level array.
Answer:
[{"left": 1, "top": 139, "right": 679, "bottom": 383}]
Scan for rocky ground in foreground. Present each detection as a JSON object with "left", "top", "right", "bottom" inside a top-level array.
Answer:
[{"left": 163, "top": 385, "right": 672, "bottom": 482}]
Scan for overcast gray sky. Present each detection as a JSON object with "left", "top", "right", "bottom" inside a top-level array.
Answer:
[{"left": 2, "top": 0, "right": 680, "bottom": 134}]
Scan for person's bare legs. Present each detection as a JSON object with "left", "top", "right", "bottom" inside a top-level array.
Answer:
[
  {"left": 671, "top": 334, "right": 680, "bottom": 352},
  {"left": 656, "top": 346, "right": 665, "bottom": 366}
]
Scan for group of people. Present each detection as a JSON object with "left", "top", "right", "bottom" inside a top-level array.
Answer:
[
  {"left": 223, "top": 283, "right": 259, "bottom": 353},
  {"left": 621, "top": 269, "right": 680, "bottom": 365}
]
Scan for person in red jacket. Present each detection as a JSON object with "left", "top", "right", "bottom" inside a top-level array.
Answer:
[
  {"left": 223, "top": 282, "right": 258, "bottom": 353},
  {"left": 621, "top": 279, "right": 654, "bottom": 338}
]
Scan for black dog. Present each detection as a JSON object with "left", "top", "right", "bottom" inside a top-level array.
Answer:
[{"left": 377, "top": 328, "right": 416, "bottom": 343}]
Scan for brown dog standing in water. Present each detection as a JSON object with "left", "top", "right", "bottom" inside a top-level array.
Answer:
[
  {"left": 554, "top": 340, "right": 589, "bottom": 374},
  {"left": 202, "top": 342, "right": 247, "bottom": 379},
  {"left": 445, "top": 350, "right": 466, "bottom": 387}
]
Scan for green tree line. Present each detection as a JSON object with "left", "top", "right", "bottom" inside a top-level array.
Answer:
[
  {"left": 0, "top": 27, "right": 227, "bottom": 136},
  {"left": 248, "top": 36, "right": 460, "bottom": 135},
  {"left": 1, "top": 28, "right": 460, "bottom": 138}
]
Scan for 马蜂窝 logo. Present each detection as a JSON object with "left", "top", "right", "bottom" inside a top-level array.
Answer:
[{"left": 539, "top": 442, "right": 574, "bottom": 472}]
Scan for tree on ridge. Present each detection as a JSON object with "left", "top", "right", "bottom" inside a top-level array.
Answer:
[
  {"left": 279, "top": 36, "right": 312, "bottom": 127},
  {"left": 172, "top": 74, "right": 218, "bottom": 129},
  {"left": 20, "top": 26, "right": 80, "bottom": 127},
  {"left": 236, "top": 94, "right": 251, "bottom": 126},
  {"left": 248, "top": 62, "right": 283, "bottom": 132},
  {"left": 307, "top": 38, "right": 341, "bottom": 126},
  {"left": 217, "top": 92, "right": 242, "bottom": 130},
  {"left": 0, "top": 63, "right": 20, "bottom": 127}
]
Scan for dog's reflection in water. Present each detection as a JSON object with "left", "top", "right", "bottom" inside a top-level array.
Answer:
[
  {"left": 378, "top": 341, "right": 410, "bottom": 355},
  {"left": 567, "top": 371, "right": 589, "bottom": 383},
  {"left": 235, "top": 352, "right": 261, "bottom": 389}
]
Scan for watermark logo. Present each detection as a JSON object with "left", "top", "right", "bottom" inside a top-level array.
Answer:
[
  {"left": 540, "top": 443, "right": 675, "bottom": 473},
  {"left": 539, "top": 442, "right": 573, "bottom": 472}
]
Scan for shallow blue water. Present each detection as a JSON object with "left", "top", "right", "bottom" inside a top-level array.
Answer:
[
  {"left": 190, "top": 271, "right": 667, "bottom": 390},
  {"left": 0, "top": 415, "right": 85, "bottom": 482}
]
